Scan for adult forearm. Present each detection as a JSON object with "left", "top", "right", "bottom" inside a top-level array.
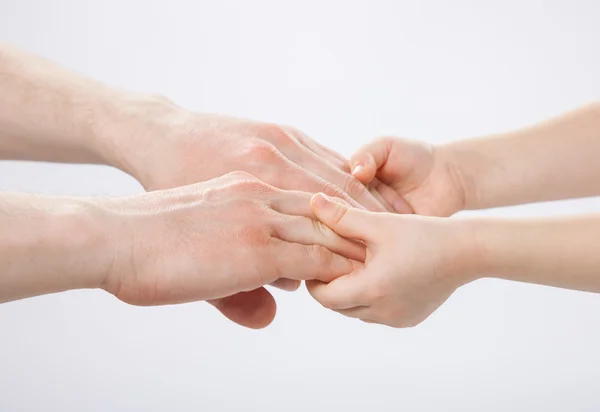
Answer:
[
  {"left": 0, "top": 43, "right": 176, "bottom": 171},
  {"left": 0, "top": 192, "right": 111, "bottom": 302},
  {"left": 445, "top": 102, "right": 600, "bottom": 210},
  {"left": 466, "top": 215, "right": 600, "bottom": 293}
]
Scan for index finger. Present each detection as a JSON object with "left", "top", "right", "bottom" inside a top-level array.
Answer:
[{"left": 267, "top": 238, "right": 356, "bottom": 283}]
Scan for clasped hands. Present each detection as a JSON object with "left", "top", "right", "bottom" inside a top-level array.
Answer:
[
  {"left": 97, "top": 103, "right": 471, "bottom": 329},
  {"left": 4, "top": 46, "right": 600, "bottom": 331}
]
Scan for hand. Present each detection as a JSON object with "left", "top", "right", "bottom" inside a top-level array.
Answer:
[
  {"left": 306, "top": 194, "right": 474, "bottom": 328},
  {"left": 99, "top": 172, "right": 365, "bottom": 328},
  {"left": 116, "top": 107, "right": 407, "bottom": 213},
  {"left": 109, "top": 106, "right": 408, "bottom": 326},
  {"left": 350, "top": 137, "right": 468, "bottom": 216}
]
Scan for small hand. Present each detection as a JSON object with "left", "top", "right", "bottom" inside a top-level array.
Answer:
[
  {"left": 306, "top": 194, "right": 474, "bottom": 328},
  {"left": 350, "top": 137, "right": 468, "bottom": 216},
  {"left": 99, "top": 172, "right": 365, "bottom": 328}
]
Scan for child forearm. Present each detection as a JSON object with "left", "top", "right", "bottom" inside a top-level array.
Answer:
[
  {"left": 446, "top": 102, "right": 600, "bottom": 210},
  {"left": 467, "top": 214, "right": 600, "bottom": 292}
]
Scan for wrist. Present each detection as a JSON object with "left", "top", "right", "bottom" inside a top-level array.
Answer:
[
  {"left": 89, "top": 91, "right": 185, "bottom": 180},
  {"left": 444, "top": 218, "right": 488, "bottom": 284},
  {"left": 54, "top": 199, "right": 117, "bottom": 291},
  {"left": 459, "top": 217, "right": 508, "bottom": 281},
  {"left": 0, "top": 195, "right": 116, "bottom": 302},
  {"left": 440, "top": 139, "right": 490, "bottom": 211}
]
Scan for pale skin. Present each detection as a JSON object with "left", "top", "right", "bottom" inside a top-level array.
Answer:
[
  {"left": 4, "top": 42, "right": 600, "bottom": 330},
  {"left": 0, "top": 43, "right": 384, "bottom": 328},
  {"left": 307, "top": 102, "right": 600, "bottom": 327}
]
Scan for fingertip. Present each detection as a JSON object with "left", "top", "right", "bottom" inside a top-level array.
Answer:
[
  {"left": 269, "top": 278, "right": 302, "bottom": 291},
  {"left": 351, "top": 153, "right": 376, "bottom": 183},
  {"left": 310, "top": 193, "right": 336, "bottom": 223},
  {"left": 310, "top": 192, "right": 330, "bottom": 211},
  {"left": 210, "top": 288, "right": 277, "bottom": 329}
]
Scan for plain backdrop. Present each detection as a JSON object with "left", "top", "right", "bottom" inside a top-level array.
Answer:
[{"left": 1, "top": 1, "right": 600, "bottom": 411}]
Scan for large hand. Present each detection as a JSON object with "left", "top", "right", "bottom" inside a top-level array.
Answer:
[
  {"left": 98, "top": 172, "right": 364, "bottom": 328},
  {"left": 120, "top": 109, "right": 406, "bottom": 213},
  {"left": 350, "top": 137, "right": 468, "bottom": 217},
  {"left": 306, "top": 194, "right": 474, "bottom": 328},
  {"left": 111, "top": 107, "right": 406, "bottom": 326}
]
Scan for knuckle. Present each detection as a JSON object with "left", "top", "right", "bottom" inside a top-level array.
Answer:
[
  {"left": 331, "top": 202, "right": 348, "bottom": 226},
  {"left": 343, "top": 174, "right": 367, "bottom": 197},
  {"left": 230, "top": 178, "right": 271, "bottom": 194},
  {"left": 307, "top": 244, "right": 332, "bottom": 266},
  {"left": 225, "top": 170, "right": 258, "bottom": 182},
  {"left": 321, "top": 179, "right": 346, "bottom": 199},
  {"left": 310, "top": 218, "right": 331, "bottom": 237},
  {"left": 241, "top": 140, "right": 285, "bottom": 164},
  {"left": 261, "top": 123, "right": 298, "bottom": 146}
]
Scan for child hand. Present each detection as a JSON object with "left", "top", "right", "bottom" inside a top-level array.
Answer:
[
  {"left": 306, "top": 193, "right": 476, "bottom": 328},
  {"left": 350, "top": 137, "right": 467, "bottom": 216}
]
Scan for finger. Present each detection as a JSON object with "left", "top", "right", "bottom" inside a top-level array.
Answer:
[
  {"left": 306, "top": 270, "right": 367, "bottom": 310},
  {"left": 283, "top": 126, "right": 350, "bottom": 170},
  {"left": 270, "top": 190, "right": 366, "bottom": 261},
  {"left": 310, "top": 193, "right": 377, "bottom": 242},
  {"left": 269, "top": 278, "right": 301, "bottom": 291},
  {"left": 370, "top": 178, "right": 414, "bottom": 214},
  {"left": 285, "top": 128, "right": 407, "bottom": 214},
  {"left": 208, "top": 288, "right": 276, "bottom": 329},
  {"left": 277, "top": 139, "right": 392, "bottom": 213},
  {"left": 269, "top": 189, "right": 318, "bottom": 218},
  {"left": 350, "top": 138, "right": 393, "bottom": 184},
  {"left": 268, "top": 238, "right": 355, "bottom": 283},
  {"left": 271, "top": 212, "right": 366, "bottom": 262},
  {"left": 294, "top": 131, "right": 409, "bottom": 214},
  {"left": 295, "top": 132, "right": 409, "bottom": 214},
  {"left": 254, "top": 156, "right": 366, "bottom": 211}
]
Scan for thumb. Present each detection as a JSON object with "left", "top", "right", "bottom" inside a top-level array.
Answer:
[
  {"left": 311, "top": 193, "right": 376, "bottom": 242},
  {"left": 350, "top": 137, "right": 392, "bottom": 184}
]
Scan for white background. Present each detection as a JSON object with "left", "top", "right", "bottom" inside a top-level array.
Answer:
[{"left": 1, "top": 1, "right": 600, "bottom": 411}]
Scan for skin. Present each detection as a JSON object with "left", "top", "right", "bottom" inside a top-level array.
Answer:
[
  {"left": 350, "top": 102, "right": 600, "bottom": 215},
  {"left": 307, "top": 102, "right": 600, "bottom": 327},
  {"left": 0, "top": 173, "right": 364, "bottom": 328},
  {"left": 0, "top": 43, "right": 383, "bottom": 328}
]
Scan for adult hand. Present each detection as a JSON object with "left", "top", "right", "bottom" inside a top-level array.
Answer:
[
  {"left": 99, "top": 172, "right": 365, "bottom": 328},
  {"left": 104, "top": 103, "right": 407, "bottom": 326},
  {"left": 113, "top": 107, "right": 407, "bottom": 213},
  {"left": 350, "top": 137, "right": 468, "bottom": 216}
]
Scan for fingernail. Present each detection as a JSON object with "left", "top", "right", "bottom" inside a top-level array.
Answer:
[
  {"left": 352, "top": 164, "right": 364, "bottom": 176},
  {"left": 313, "top": 193, "right": 331, "bottom": 209},
  {"left": 393, "top": 199, "right": 413, "bottom": 214}
]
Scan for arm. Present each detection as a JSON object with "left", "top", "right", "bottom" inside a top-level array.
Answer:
[
  {"left": 470, "top": 215, "right": 600, "bottom": 292},
  {"left": 0, "top": 43, "right": 157, "bottom": 165},
  {"left": 306, "top": 194, "right": 600, "bottom": 328},
  {"left": 349, "top": 102, "right": 600, "bottom": 216},
  {"left": 0, "top": 192, "right": 108, "bottom": 302},
  {"left": 449, "top": 102, "right": 600, "bottom": 209},
  {"left": 0, "top": 174, "right": 363, "bottom": 328},
  {"left": 0, "top": 43, "right": 405, "bottom": 212}
]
